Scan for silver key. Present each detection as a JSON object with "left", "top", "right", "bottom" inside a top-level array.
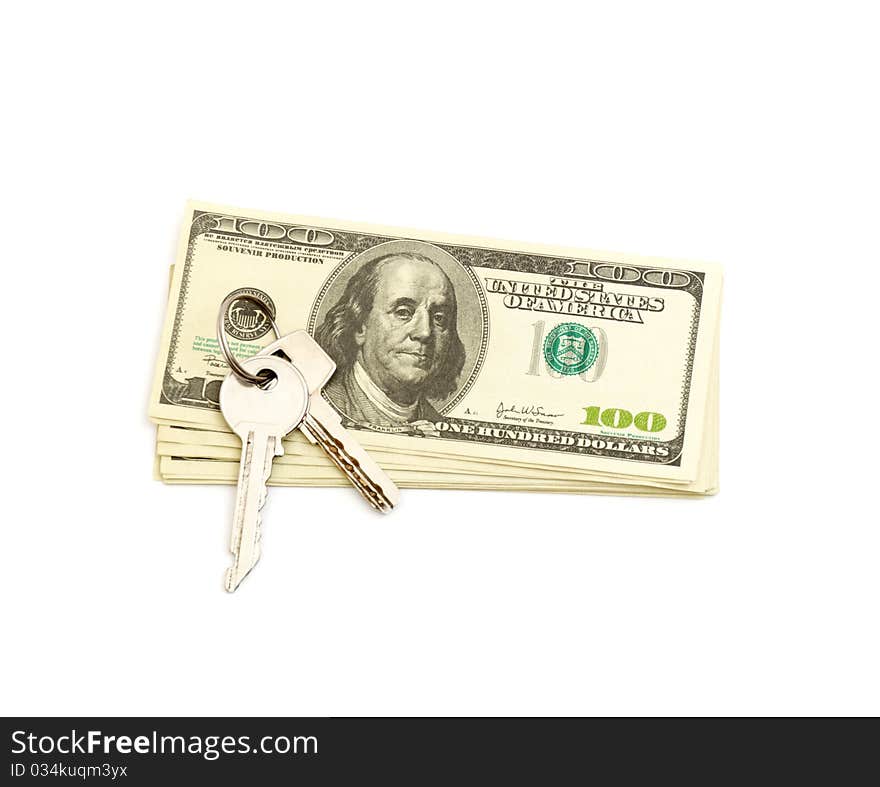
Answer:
[
  {"left": 219, "top": 354, "right": 309, "bottom": 592},
  {"left": 259, "top": 331, "right": 400, "bottom": 512}
]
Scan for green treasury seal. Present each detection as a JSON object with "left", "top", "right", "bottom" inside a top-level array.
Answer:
[{"left": 543, "top": 323, "right": 599, "bottom": 376}]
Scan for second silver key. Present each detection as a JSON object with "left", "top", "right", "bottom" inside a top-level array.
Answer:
[
  {"left": 219, "top": 354, "right": 309, "bottom": 592},
  {"left": 259, "top": 331, "right": 400, "bottom": 512}
]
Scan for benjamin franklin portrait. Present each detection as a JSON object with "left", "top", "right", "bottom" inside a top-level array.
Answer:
[{"left": 313, "top": 240, "right": 486, "bottom": 430}]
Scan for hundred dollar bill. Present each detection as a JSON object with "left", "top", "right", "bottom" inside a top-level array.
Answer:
[{"left": 149, "top": 202, "right": 721, "bottom": 484}]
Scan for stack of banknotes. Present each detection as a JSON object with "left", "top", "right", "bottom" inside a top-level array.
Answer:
[{"left": 149, "top": 202, "right": 721, "bottom": 496}]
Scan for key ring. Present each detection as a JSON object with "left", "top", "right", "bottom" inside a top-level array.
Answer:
[{"left": 217, "top": 292, "right": 282, "bottom": 387}]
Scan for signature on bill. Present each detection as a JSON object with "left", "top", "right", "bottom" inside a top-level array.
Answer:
[{"left": 496, "top": 402, "right": 564, "bottom": 420}]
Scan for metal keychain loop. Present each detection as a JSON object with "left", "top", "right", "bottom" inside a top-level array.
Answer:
[{"left": 217, "top": 292, "right": 282, "bottom": 386}]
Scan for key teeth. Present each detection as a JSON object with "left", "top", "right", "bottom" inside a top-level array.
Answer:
[
  {"left": 304, "top": 416, "right": 398, "bottom": 512},
  {"left": 331, "top": 443, "right": 392, "bottom": 511}
]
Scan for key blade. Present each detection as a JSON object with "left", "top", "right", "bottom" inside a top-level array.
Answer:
[
  {"left": 304, "top": 396, "right": 400, "bottom": 512},
  {"left": 225, "top": 430, "right": 276, "bottom": 592}
]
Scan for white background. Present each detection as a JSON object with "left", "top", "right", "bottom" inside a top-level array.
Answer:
[{"left": 3, "top": 2, "right": 878, "bottom": 716}]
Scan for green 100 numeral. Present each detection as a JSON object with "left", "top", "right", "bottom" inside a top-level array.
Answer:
[{"left": 582, "top": 406, "right": 667, "bottom": 432}]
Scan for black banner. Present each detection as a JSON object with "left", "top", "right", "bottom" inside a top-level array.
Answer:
[{"left": 3, "top": 717, "right": 869, "bottom": 783}]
